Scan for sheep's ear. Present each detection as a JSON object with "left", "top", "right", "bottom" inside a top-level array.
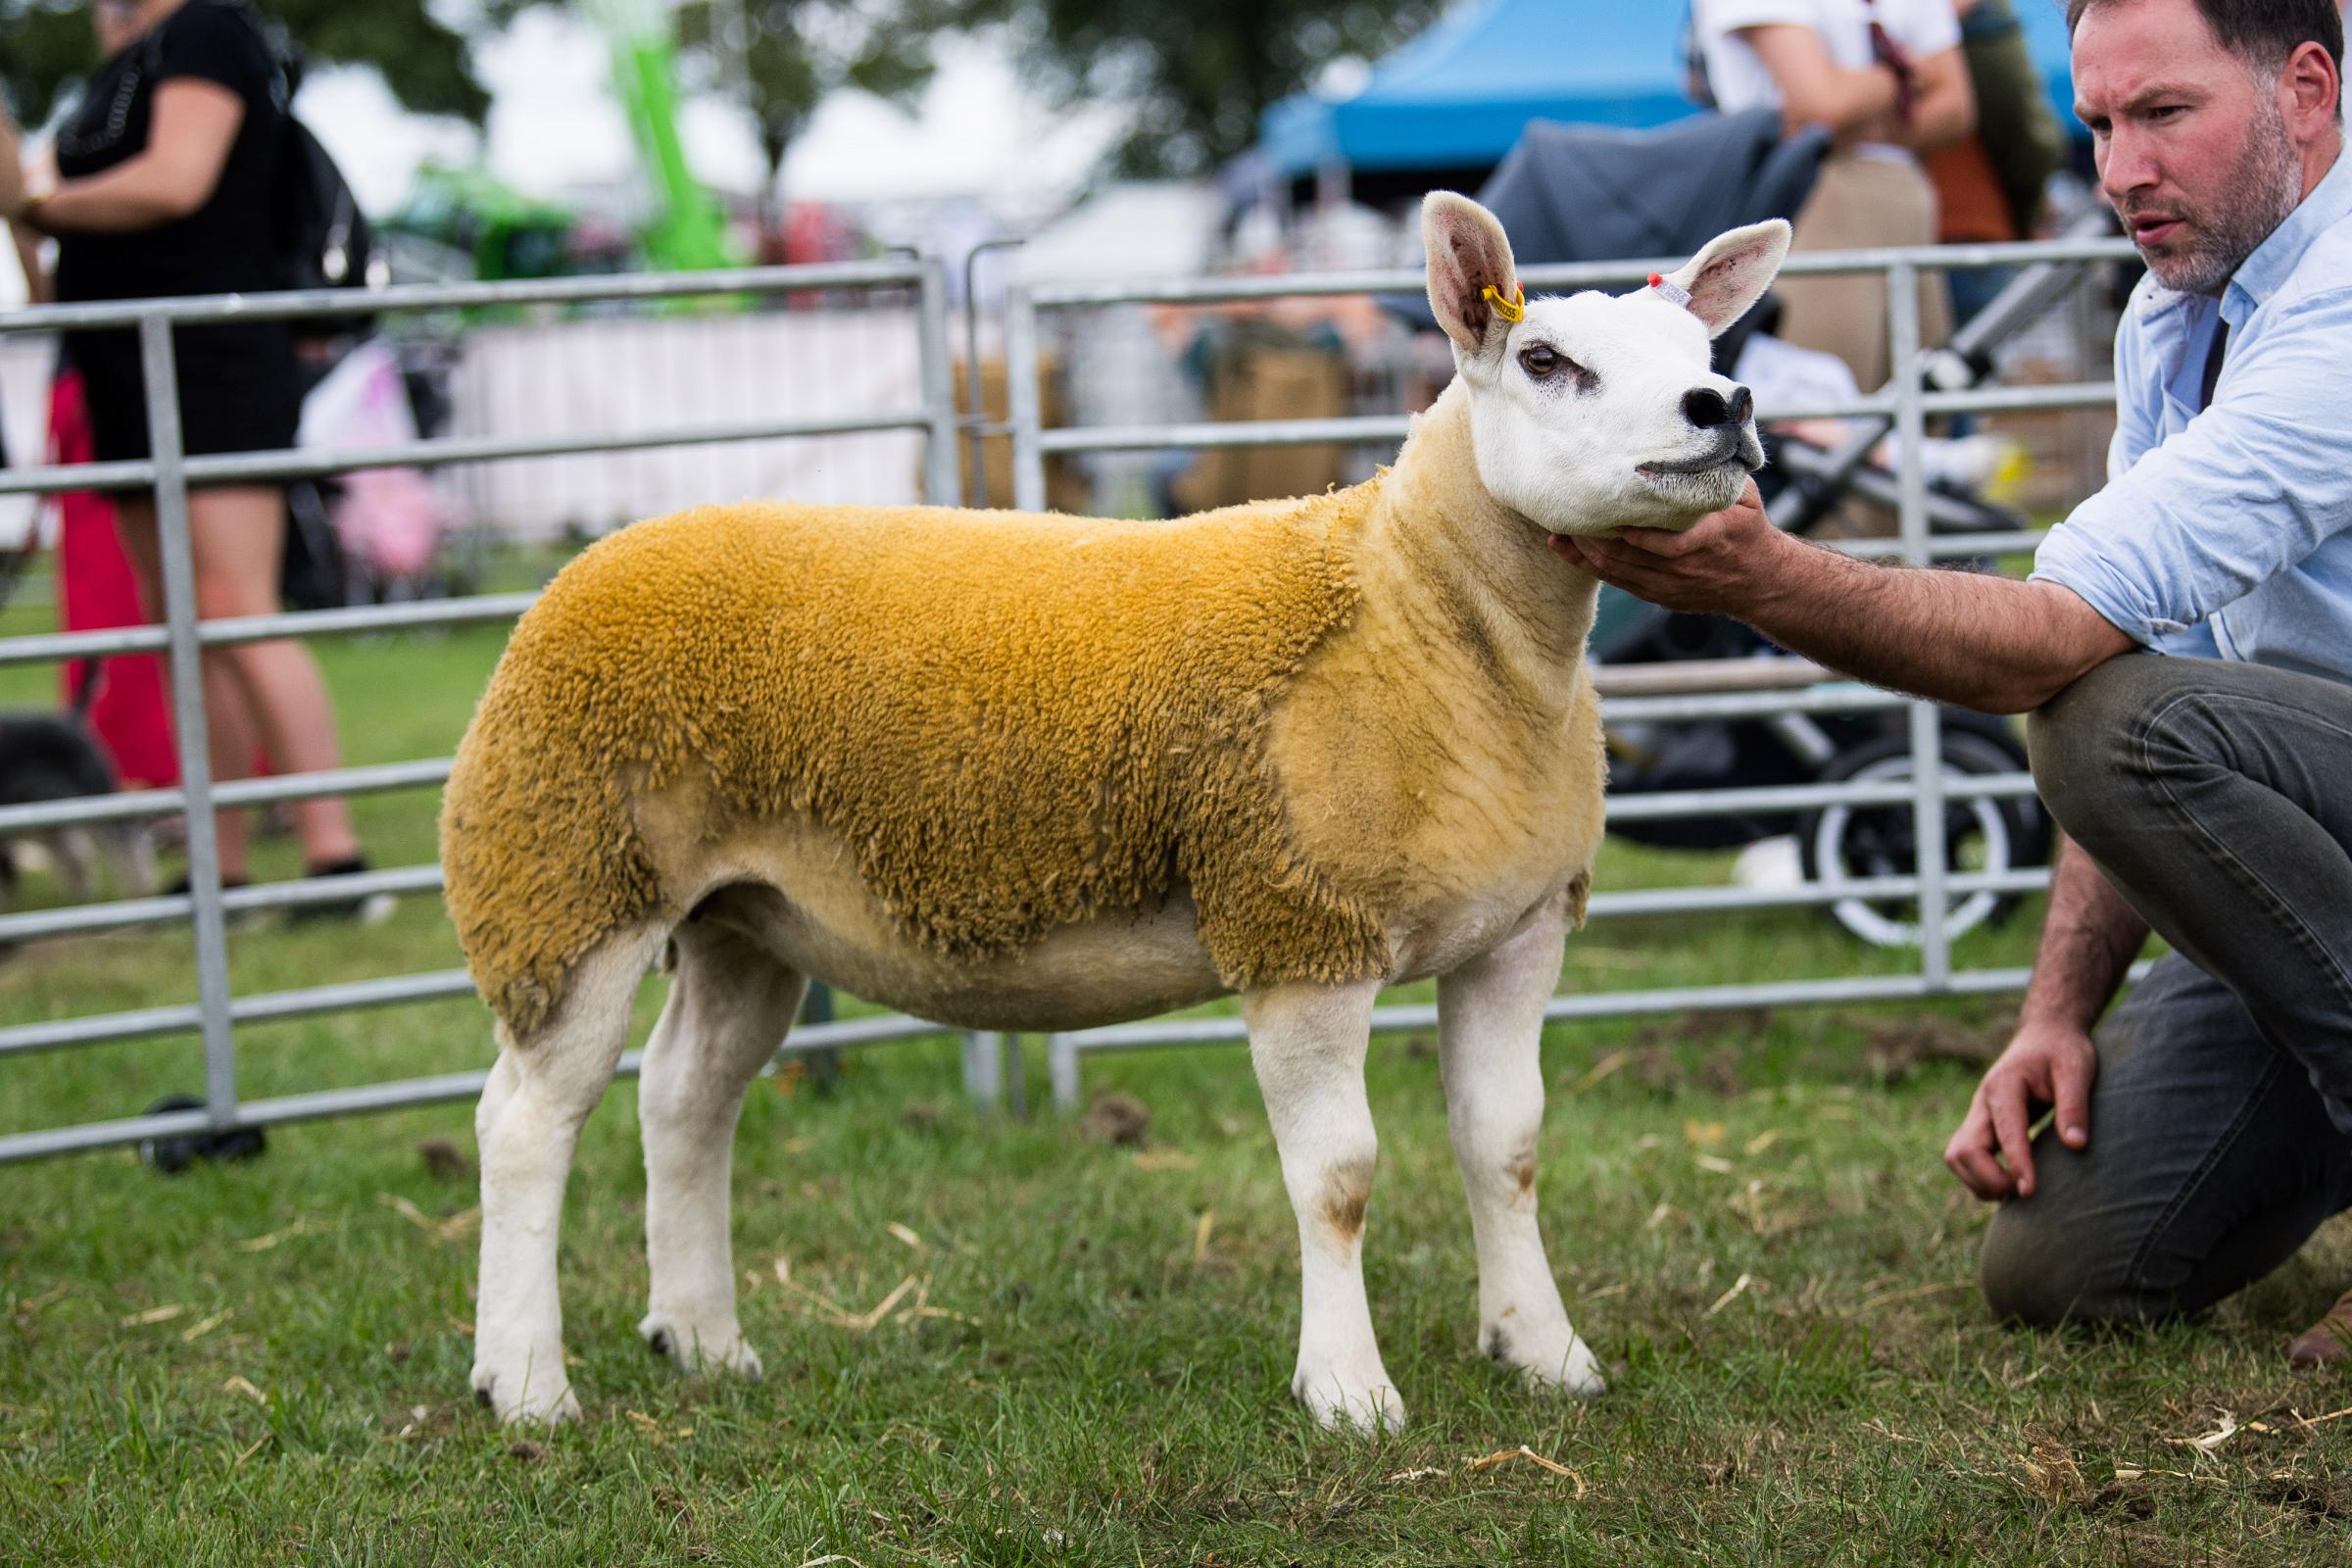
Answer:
[
  {"left": 1422, "top": 191, "right": 1521, "bottom": 356},
  {"left": 1658, "top": 220, "right": 1791, "bottom": 339}
]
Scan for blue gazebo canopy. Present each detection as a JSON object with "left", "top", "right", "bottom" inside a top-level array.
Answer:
[{"left": 1260, "top": 0, "right": 2081, "bottom": 178}]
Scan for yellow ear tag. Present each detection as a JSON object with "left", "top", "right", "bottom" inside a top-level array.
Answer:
[{"left": 1481, "top": 283, "right": 1526, "bottom": 324}]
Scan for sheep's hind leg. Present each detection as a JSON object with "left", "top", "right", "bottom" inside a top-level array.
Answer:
[
  {"left": 1437, "top": 891, "right": 1603, "bottom": 1396},
  {"left": 638, "top": 906, "right": 807, "bottom": 1379},
  {"left": 1245, "top": 977, "right": 1403, "bottom": 1432},
  {"left": 470, "top": 928, "right": 660, "bottom": 1425}
]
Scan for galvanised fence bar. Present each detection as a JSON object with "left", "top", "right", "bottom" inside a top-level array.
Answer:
[
  {"left": 0, "top": 259, "right": 982, "bottom": 1162},
  {"left": 2, "top": 234, "right": 2139, "bottom": 1154},
  {"left": 1005, "top": 232, "right": 2144, "bottom": 1106}
]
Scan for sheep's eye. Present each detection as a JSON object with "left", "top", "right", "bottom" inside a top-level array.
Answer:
[{"left": 1519, "top": 343, "right": 1567, "bottom": 379}]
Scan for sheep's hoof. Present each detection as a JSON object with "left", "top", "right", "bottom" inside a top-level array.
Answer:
[
  {"left": 639, "top": 1312, "right": 763, "bottom": 1380},
  {"left": 1293, "top": 1363, "right": 1407, "bottom": 1434},
  {"left": 1487, "top": 1323, "right": 1606, "bottom": 1398},
  {"left": 472, "top": 1365, "right": 582, "bottom": 1426}
]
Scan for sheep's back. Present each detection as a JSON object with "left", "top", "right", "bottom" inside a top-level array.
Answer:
[{"left": 441, "top": 490, "right": 1395, "bottom": 1035}]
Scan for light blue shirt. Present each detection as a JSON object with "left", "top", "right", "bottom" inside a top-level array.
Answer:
[{"left": 2032, "top": 145, "right": 2352, "bottom": 684}]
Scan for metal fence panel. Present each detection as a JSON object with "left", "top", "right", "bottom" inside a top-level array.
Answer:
[
  {"left": 0, "top": 260, "right": 960, "bottom": 1160},
  {"left": 996, "top": 235, "right": 2131, "bottom": 1106},
  {"left": 0, "top": 236, "right": 2129, "bottom": 1157}
]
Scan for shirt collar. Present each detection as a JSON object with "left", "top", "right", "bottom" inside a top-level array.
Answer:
[{"left": 2134, "top": 141, "right": 2352, "bottom": 326}]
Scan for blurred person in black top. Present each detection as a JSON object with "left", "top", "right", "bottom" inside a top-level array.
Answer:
[{"left": 2, "top": 0, "right": 385, "bottom": 919}]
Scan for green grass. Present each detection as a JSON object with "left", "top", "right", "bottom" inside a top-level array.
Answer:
[{"left": 2, "top": 584, "right": 2348, "bottom": 1565}]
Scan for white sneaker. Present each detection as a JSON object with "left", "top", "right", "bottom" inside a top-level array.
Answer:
[{"left": 1733, "top": 835, "right": 1806, "bottom": 891}]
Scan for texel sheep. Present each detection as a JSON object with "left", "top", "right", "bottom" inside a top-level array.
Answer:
[{"left": 441, "top": 192, "right": 1789, "bottom": 1431}]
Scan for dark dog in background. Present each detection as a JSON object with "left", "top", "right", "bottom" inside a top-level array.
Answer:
[{"left": 0, "top": 660, "right": 156, "bottom": 906}]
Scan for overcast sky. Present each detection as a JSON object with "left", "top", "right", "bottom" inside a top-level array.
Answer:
[{"left": 302, "top": 11, "right": 1127, "bottom": 215}]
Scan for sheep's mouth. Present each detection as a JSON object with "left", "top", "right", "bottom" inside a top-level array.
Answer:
[{"left": 1637, "top": 430, "right": 1761, "bottom": 478}]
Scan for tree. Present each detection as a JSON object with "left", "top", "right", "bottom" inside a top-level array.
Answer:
[
  {"left": 0, "top": 0, "right": 488, "bottom": 128},
  {"left": 659, "top": 0, "right": 967, "bottom": 233},
  {"left": 983, "top": 0, "right": 1442, "bottom": 178},
  {"left": 472, "top": 0, "right": 967, "bottom": 239}
]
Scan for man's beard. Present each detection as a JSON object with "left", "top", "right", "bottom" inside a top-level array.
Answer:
[{"left": 2129, "top": 103, "right": 2304, "bottom": 294}]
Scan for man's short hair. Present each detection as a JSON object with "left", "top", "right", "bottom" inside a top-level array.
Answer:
[{"left": 2067, "top": 0, "right": 2345, "bottom": 113}]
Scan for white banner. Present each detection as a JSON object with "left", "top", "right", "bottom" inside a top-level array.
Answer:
[{"left": 439, "top": 306, "right": 927, "bottom": 541}]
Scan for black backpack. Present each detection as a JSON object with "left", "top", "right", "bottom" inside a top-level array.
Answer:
[
  {"left": 257, "top": 19, "right": 379, "bottom": 337},
  {"left": 273, "top": 112, "right": 378, "bottom": 335}
]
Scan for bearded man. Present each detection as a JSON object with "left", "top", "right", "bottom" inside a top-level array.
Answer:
[{"left": 1561, "top": 0, "right": 2352, "bottom": 1366}]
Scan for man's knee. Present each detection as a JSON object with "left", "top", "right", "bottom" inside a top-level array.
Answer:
[
  {"left": 1980, "top": 1200, "right": 2075, "bottom": 1325},
  {"left": 2027, "top": 655, "right": 2178, "bottom": 837},
  {"left": 1978, "top": 1193, "right": 2163, "bottom": 1328},
  {"left": 1980, "top": 1204, "right": 2101, "bottom": 1326}
]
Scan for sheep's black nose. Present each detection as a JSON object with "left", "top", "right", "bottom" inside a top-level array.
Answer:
[{"left": 1682, "top": 385, "right": 1752, "bottom": 428}]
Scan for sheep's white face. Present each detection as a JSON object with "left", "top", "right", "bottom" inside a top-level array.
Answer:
[{"left": 1421, "top": 193, "right": 1790, "bottom": 537}]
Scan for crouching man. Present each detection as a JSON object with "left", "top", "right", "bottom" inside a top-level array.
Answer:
[{"left": 1561, "top": 0, "right": 2352, "bottom": 1364}]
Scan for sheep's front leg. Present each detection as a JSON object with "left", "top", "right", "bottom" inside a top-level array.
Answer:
[
  {"left": 1244, "top": 977, "right": 1402, "bottom": 1432},
  {"left": 1437, "top": 890, "right": 1603, "bottom": 1396}
]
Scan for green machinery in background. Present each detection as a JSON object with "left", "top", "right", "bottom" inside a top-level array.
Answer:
[
  {"left": 388, "top": 0, "right": 738, "bottom": 281},
  {"left": 388, "top": 165, "right": 591, "bottom": 284},
  {"left": 582, "top": 0, "right": 737, "bottom": 273}
]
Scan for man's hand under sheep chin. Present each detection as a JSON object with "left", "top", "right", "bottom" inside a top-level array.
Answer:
[
  {"left": 1547, "top": 479, "right": 1788, "bottom": 618},
  {"left": 1548, "top": 470, "right": 2131, "bottom": 715}
]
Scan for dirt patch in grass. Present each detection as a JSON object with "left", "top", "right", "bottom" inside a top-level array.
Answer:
[
  {"left": 1864, "top": 1013, "right": 2014, "bottom": 1082},
  {"left": 1635, "top": 1006, "right": 1776, "bottom": 1050},
  {"left": 416, "top": 1137, "right": 474, "bottom": 1182},
  {"left": 1083, "top": 1091, "right": 1152, "bottom": 1148},
  {"left": 2257, "top": 1473, "right": 2352, "bottom": 1523}
]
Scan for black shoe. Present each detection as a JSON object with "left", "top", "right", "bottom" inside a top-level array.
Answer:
[
  {"left": 163, "top": 871, "right": 252, "bottom": 895},
  {"left": 284, "top": 856, "right": 398, "bottom": 928}
]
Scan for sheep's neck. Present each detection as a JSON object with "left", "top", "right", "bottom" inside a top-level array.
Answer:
[{"left": 1361, "top": 379, "right": 1600, "bottom": 709}]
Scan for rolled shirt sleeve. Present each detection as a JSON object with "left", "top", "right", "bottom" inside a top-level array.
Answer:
[{"left": 2033, "top": 287, "right": 2352, "bottom": 645}]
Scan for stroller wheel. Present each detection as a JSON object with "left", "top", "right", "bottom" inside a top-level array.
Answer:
[{"left": 1797, "top": 723, "right": 2049, "bottom": 949}]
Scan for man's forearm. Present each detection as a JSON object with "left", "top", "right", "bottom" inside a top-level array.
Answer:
[
  {"left": 1902, "top": 53, "right": 1977, "bottom": 153},
  {"left": 1745, "top": 533, "right": 2120, "bottom": 713},
  {"left": 2019, "top": 838, "right": 2149, "bottom": 1033},
  {"left": 1742, "top": 27, "right": 1903, "bottom": 138},
  {"left": 1560, "top": 486, "right": 2137, "bottom": 710}
]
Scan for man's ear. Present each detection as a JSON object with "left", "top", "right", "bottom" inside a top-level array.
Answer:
[
  {"left": 1658, "top": 220, "right": 1791, "bottom": 339},
  {"left": 1422, "top": 191, "right": 1520, "bottom": 356}
]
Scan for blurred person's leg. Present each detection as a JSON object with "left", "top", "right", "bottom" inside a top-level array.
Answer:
[
  {"left": 116, "top": 487, "right": 362, "bottom": 875},
  {"left": 184, "top": 485, "right": 361, "bottom": 869},
  {"left": 113, "top": 492, "right": 261, "bottom": 881}
]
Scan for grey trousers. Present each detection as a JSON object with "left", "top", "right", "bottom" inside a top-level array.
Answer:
[{"left": 1980, "top": 655, "right": 2352, "bottom": 1324}]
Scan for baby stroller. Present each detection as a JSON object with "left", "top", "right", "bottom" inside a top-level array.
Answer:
[{"left": 1394, "top": 110, "right": 2102, "bottom": 946}]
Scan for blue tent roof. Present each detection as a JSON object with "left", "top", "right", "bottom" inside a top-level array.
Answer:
[{"left": 1260, "top": 0, "right": 2081, "bottom": 178}]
